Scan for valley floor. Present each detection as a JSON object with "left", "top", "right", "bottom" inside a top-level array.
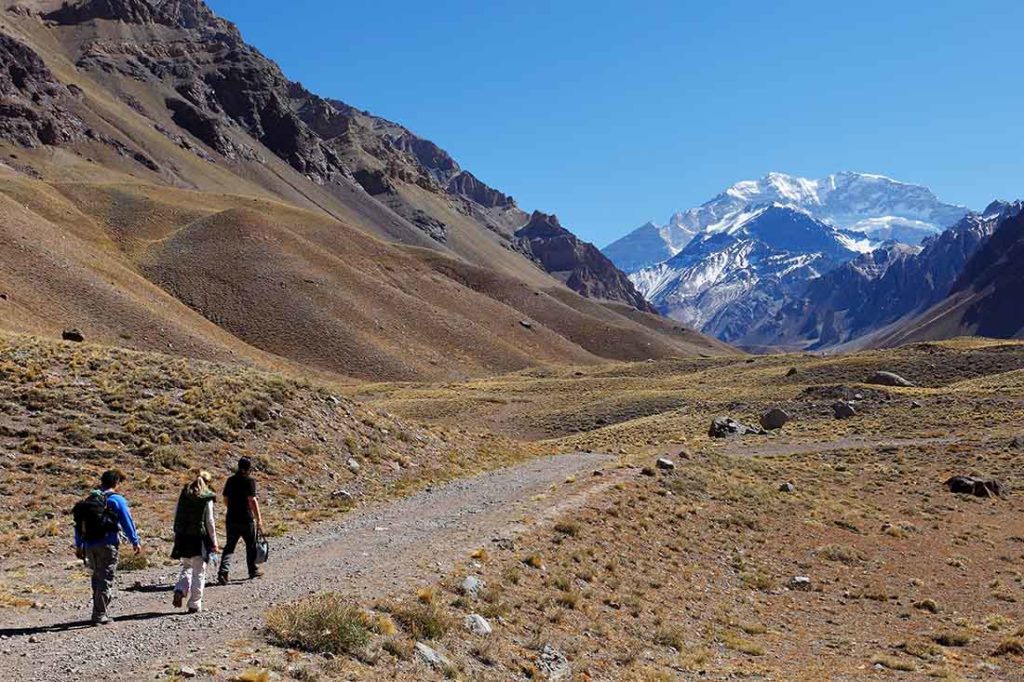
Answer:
[{"left": 1, "top": 336, "right": 1023, "bottom": 680}]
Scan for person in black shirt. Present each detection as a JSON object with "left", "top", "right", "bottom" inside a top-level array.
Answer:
[{"left": 217, "top": 457, "right": 264, "bottom": 583}]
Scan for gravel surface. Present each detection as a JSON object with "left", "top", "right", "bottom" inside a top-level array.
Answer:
[{"left": 0, "top": 452, "right": 617, "bottom": 681}]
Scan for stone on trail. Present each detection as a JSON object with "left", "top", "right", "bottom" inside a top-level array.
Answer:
[
  {"left": 346, "top": 458, "right": 361, "bottom": 473},
  {"left": 779, "top": 482, "right": 796, "bottom": 493},
  {"left": 178, "top": 666, "right": 197, "bottom": 678},
  {"left": 945, "top": 475, "right": 1003, "bottom": 498},
  {"left": 464, "top": 613, "right": 493, "bottom": 635},
  {"left": 832, "top": 401, "right": 856, "bottom": 419},
  {"left": 865, "top": 371, "right": 914, "bottom": 387},
  {"left": 415, "top": 642, "right": 452, "bottom": 670},
  {"left": 61, "top": 328, "right": 85, "bottom": 343},
  {"left": 759, "top": 407, "right": 791, "bottom": 431},
  {"left": 708, "top": 416, "right": 766, "bottom": 438},
  {"left": 655, "top": 457, "right": 675, "bottom": 471}
]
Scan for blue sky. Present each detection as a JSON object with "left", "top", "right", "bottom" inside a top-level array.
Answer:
[{"left": 207, "top": 0, "right": 1024, "bottom": 247}]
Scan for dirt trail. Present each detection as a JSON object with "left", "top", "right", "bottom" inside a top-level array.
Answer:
[
  {"left": 0, "top": 452, "right": 621, "bottom": 681},
  {"left": 721, "top": 435, "right": 958, "bottom": 458}
]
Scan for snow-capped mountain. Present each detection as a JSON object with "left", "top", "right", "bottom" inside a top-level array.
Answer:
[
  {"left": 633, "top": 204, "right": 863, "bottom": 339},
  {"left": 603, "top": 171, "right": 968, "bottom": 274}
]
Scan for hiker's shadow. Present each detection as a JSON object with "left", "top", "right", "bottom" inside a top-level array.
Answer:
[{"left": 0, "top": 612, "right": 173, "bottom": 638}]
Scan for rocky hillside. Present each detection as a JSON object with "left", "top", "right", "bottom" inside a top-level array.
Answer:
[
  {"left": 514, "top": 211, "right": 655, "bottom": 312},
  {"left": 744, "top": 201, "right": 1021, "bottom": 350},
  {"left": 0, "top": 0, "right": 732, "bottom": 379},
  {"left": 877, "top": 205, "right": 1024, "bottom": 345}
]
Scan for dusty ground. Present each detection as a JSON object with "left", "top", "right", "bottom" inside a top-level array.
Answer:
[{"left": 2, "top": 336, "right": 1023, "bottom": 680}]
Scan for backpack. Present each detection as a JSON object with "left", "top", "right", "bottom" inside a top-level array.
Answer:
[{"left": 73, "top": 491, "right": 119, "bottom": 543}]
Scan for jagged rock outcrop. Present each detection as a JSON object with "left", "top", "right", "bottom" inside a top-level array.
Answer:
[
  {"left": 446, "top": 171, "right": 514, "bottom": 208},
  {"left": 515, "top": 212, "right": 655, "bottom": 312},
  {"left": 0, "top": 33, "right": 83, "bottom": 146},
  {"left": 46, "top": 0, "right": 218, "bottom": 29}
]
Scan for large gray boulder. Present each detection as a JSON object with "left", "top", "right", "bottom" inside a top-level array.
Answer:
[
  {"left": 865, "top": 371, "right": 914, "bottom": 387},
  {"left": 945, "top": 476, "right": 1003, "bottom": 498},
  {"left": 709, "top": 416, "right": 766, "bottom": 438}
]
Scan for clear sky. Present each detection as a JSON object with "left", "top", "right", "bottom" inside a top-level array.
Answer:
[{"left": 206, "top": 0, "right": 1024, "bottom": 247}]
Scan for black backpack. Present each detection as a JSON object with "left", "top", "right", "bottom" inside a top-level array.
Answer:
[{"left": 73, "top": 491, "right": 119, "bottom": 543}]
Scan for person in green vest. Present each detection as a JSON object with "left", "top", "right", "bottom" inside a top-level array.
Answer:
[{"left": 171, "top": 471, "right": 220, "bottom": 613}]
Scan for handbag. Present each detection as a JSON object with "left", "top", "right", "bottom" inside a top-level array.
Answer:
[{"left": 254, "top": 530, "right": 270, "bottom": 565}]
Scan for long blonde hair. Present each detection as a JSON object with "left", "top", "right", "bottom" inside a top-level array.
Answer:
[{"left": 186, "top": 470, "right": 212, "bottom": 497}]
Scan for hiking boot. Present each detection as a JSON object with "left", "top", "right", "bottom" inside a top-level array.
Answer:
[
  {"left": 249, "top": 569, "right": 264, "bottom": 580},
  {"left": 172, "top": 590, "right": 184, "bottom": 608},
  {"left": 92, "top": 614, "right": 111, "bottom": 626},
  {"left": 216, "top": 573, "right": 228, "bottom": 586},
  {"left": 187, "top": 607, "right": 201, "bottom": 614}
]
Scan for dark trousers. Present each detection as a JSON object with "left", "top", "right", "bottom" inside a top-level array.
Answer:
[
  {"left": 219, "top": 520, "right": 257, "bottom": 578},
  {"left": 84, "top": 544, "right": 118, "bottom": 620}
]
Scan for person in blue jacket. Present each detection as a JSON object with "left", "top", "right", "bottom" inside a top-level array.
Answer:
[{"left": 74, "top": 470, "right": 142, "bottom": 625}]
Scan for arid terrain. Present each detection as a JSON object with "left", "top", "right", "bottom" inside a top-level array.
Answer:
[{"left": 1, "top": 334, "right": 1022, "bottom": 680}]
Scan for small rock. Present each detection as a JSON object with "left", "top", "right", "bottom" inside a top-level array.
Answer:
[
  {"left": 865, "top": 371, "right": 914, "bottom": 387},
  {"left": 346, "top": 458, "right": 361, "bottom": 473},
  {"left": 910, "top": 400, "right": 924, "bottom": 409},
  {"left": 519, "top": 320, "right": 533, "bottom": 329},
  {"left": 655, "top": 457, "right": 675, "bottom": 471},
  {"left": 537, "top": 644, "right": 571, "bottom": 681},
  {"left": 1009, "top": 436, "right": 1024, "bottom": 450},
  {"left": 61, "top": 329, "right": 85, "bottom": 343},
  {"left": 460, "top": 575, "right": 485, "bottom": 598},
  {"left": 785, "top": 367, "right": 799, "bottom": 377},
  {"left": 832, "top": 401, "right": 856, "bottom": 419},
  {"left": 28, "top": 635, "right": 40, "bottom": 643},
  {"left": 178, "top": 666, "right": 197, "bottom": 678},
  {"left": 330, "top": 490, "right": 354, "bottom": 502},
  {"left": 779, "top": 482, "right": 796, "bottom": 493},
  {"left": 789, "top": 576, "right": 812, "bottom": 591},
  {"left": 759, "top": 407, "right": 791, "bottom": 431},
  {"left": 415, "top": 642, "right": 452, "bottom": 670},
  {"left": 464, "top": 613, "right": 492, "bottom": 635}
]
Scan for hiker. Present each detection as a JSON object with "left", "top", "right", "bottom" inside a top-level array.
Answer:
[
  {"left": 73, "top": 470, "right": 142, "bottom": 625},
  {"left": 217, "top": 457, "right": 264, "bottom": 584},
  {"left": 171, "top": 471, "right": 220, "bottom": 613}
]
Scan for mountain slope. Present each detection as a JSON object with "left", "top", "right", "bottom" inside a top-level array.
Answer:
[
  {"left": 875, "top": 204, "right": 1024, "bottom": 346},
  {"left": 632, "top": 205, "right": 860, "bottom": 341},
  {"left": 604, "top": 171, "right": 967, "bottom": 273},
  {"left": 0, "top": 0, "right": 732, "bottom": 379},
  {"left": 744, "top": 201, "right": 1019, "bottom": 350}
]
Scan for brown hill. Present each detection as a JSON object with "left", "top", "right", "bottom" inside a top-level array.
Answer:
[{"left": 0, "top": 1, "right": 734, "bottom": 380}]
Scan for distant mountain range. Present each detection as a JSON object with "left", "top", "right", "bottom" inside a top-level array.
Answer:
[{"left": 603, "top": 171, "right": 1024, "bottom": 350}]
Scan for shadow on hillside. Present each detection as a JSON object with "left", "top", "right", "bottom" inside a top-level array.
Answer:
[{"left": 0, "top": 611, "right": 173, "bottom": 637}]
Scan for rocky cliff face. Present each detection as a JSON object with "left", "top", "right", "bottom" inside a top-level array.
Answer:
[
  {"left": 515, "top": 212, "right": 655, "bottom": 312},
  {"left": 0, "top": 32, "right": 83, "bottom": 147},
  {"left": 748, "top": 201, "right": 1022, "bottom": 349}
]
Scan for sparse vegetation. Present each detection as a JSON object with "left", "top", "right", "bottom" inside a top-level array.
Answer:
[{"left": 265, "top": 594, "right": 372, "bottom": 655}]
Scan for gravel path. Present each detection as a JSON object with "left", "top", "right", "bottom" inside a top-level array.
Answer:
[{"left": 0, "top": 452, "right": 618, "bottom": 681}]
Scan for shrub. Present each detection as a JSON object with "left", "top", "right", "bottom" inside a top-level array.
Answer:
[
  {"left": 931, "top": 631, "right": 971, "bottom": 647},
  {"left": 390, "top": 602, "right": 453, "bottom": 640},
  {"left": 265, "top": 594, "right": 371, "bottom": 655},
  {"left": 993, "top": 638, "right": 1024, "bottom": 657}
]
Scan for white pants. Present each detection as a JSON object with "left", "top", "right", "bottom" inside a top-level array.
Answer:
[{"left": 175, "top": 556, "right": 207, "bottom": 611}]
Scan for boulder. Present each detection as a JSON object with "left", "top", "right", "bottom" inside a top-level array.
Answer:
[
  {"left": 415, "top": 642, "right": 452, "bottom": 670},
  {"left": 708, "top": 416, "right": 765, "bottom": 438},
  {"left": 945, "top": 476, "right": 1003, "bottom": 498},
  {"left": 865, "top": 371, "right": 914, "bottom": 387},
  {"left": 61, "top": 329, "right": 85, "bottom": 343},
  {"left": 536, "top": 644, "right": 571, "bottom": 681},
  {"left": 460, "top": 575, "right": 485, "bottom": 598},
  {"left": 789, "top": 576, "right": 812, "bottom": 591},
  {"left": 464, "top": 613, "right": 492, "bottom": 635},
  {"left": 832, "top": 401, "right": 856, "bottom": 419},
  {"left": 346, "top": 458, "right": 361, "bottom": 473},
  {"left": 759, "top": 408, "right": 791, "bottom": 431},
  {"left": 655, "top": 457, "right": 675, "bottom": 471}
]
